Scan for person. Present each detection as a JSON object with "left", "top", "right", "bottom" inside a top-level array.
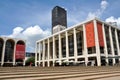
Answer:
[{"left": 30, "top": 62, "right": 32, "bottom": 66}]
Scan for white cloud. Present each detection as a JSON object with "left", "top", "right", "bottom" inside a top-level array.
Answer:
[
  {"left": 101, "top": 0, "right": 108, "bottom": 10},
  {"left": 3, "top": 25, "right": 51, "bottom": 52},
  {"left": 87, "top": 0, "right": 108, "bottom": 19},
  {"left": 8, "top": 27, "right": 24, "bottom": 38},
  {"left": 105, "top": 16, "right": 120, "bottom": 27}
]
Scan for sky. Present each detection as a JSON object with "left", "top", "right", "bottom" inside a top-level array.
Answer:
[{"left": 0, "top": 0, "right": 120, "bottom": 52}]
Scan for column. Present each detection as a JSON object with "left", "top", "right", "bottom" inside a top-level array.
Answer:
[
  {"left": 23, "top": 44, "right": 26, "bottom": 66},
  {"left": 23, "top": 59, "right": 25, "bottom": 66},
  {"left": 93, "top": 20, "right": 101, "bottom": 66},
  {"left": 52, "top": 36, "right": 55, "bottom": 66},
  {"left": 47, "top": 38, "right": 50, "bottom": 67},
  {"left": 83, "top": 24, "right": 88, "bottom": 66},
  {"left": 59, "top": 34, "right": 62, "bottom": 65},
  {"left": 42, "top": 41, "right": 45, "bottom": 67},
  {"left": 109, "top": 27, "right": 115, "bottom": 65},
  {"left": 102, "top": 23, "right": 108, "bottom": 64},
  {"left": 115, "top": 29, "right": 120, "bottom": 61},
  {"left": 1, "top": 40, "right": 6, "bottom": 66},
  {"left": 66, "top": 31, "right": 69, "bottom": 62},
  {"left": 73, "top": 28, "right": 78, "bottom": 63},
  {"left": 23, "top": 43, "right": 26, "bottom": 66},
  {"left": 13, "top": 41, "right": 16, "bottom": 66},
  {"left": 35, "top": 42, "right": 38, "bottom": 67},
  {"left": 39, "top": 42, "right": 41, "bottom": 66}
]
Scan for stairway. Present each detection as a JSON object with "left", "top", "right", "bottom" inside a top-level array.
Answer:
[{"left": 0, "top": 66, "right": 120, "bottom": 80}]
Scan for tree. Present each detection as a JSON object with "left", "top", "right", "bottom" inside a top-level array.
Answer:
[{"left": 25, "top": 57, "right": 35, "bottom": 66}]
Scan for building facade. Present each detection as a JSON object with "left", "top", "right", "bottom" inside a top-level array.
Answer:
[
  {"left": 35, "top": 18, "right": 120, "bottom": 67},
  {"left": 25, "top": 52, "right": 35, "bottom": 61},
  {"left": 52, "top": 6, "right": 67, "bottom": 34},
  {"left": 0, "top": 37, "right": 26, "bottom": 66}
]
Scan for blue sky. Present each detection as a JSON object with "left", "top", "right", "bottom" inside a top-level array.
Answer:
[{"left": 0, "top": 0, "right": 120, "bottom": 52}]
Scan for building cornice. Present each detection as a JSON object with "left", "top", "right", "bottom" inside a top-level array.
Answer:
[{"left": 37, "top": 17, "right": 120, "bottom": 43}]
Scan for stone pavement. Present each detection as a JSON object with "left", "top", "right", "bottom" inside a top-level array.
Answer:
[{"left": 0, "top": 66, "right": 120, "bottom": 80}]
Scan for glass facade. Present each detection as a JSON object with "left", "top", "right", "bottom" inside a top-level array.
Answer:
[
  {"left": 104, "top": 25, "right": 112, "bottom": 54},
  {"left": 88, "top": 47, "right": 96, "bottom": 54},
  {"left": 55, "top": 40, "right": 59, "bottom": 58},
  {"left": 26, "top": 52, "right": 35, "bottom": 57},
  {"left": 61, "top": 38, "right": 66, "bottom": 57},
  {"left": 68, "top": 35, "right": 74, "bottom": 57},
  {"left": 117, "top": 30, "right": 120, "bottom": 49},
  {"left": 50, "top": 42, "right": 53, "bottom": 59},
  {"left": 111, "top": 28, "right": 118, "bottom": 55},
  {"left": 45, "top": 43, "right": 48, "bottom": 60},
  {"left": 100, "top": 47, "right": 104, "bottom": 53},
  {"left": 4, "top": 40, "right": 14, "bottom": 62},
  {"left": 76, "top": 31, "right": 83, "bottom": 55},
  {"left": 0, "top": 39, "right": 3, "bottom": 62},
  {"left": 52, "top": 6, "right": 67, "bottom": 28},
  {"left": 40, "top": 52, "right": 42, "bottom": 60}
]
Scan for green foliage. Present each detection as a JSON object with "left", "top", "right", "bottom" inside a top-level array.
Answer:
[{"left": 25, "top": 57, "right": 35, "bottom": 66}]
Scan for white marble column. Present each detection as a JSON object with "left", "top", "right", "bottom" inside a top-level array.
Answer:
[
  {"left": 59, "top": 34, "right": 62, "bottom": 65},
  {"left": 13, "top": 41, "right": 17, "bottom": 66},
  {"left": 1, "top": 40, "right": 6, "bottom": 66},
  {"left": 35, "top": 42, "right": 38, "bottom": 67},
  {"left": 39, "top": 42, "right": 41, "bottom": 66},
  {"left": 52, "top": 36, "right": 55, "bottom": 66},
  {"left": 83, "top": 24, "right": 88, "bottom": 66},
  {"left": 73, "top": 28, "right": 78, "bottom": 63},
  {"left": 109, "top": 27, "right": 115, "bottom": 65},
  {"left": 93, "top": 20, "right": 101, "bottom": 66},
  {"left": 102, "top": 23, "right": 108, "bottom": 64},
  {"left": 42, "top": 41, "right": 45, "bottom": 67},
  {"left": 23, "top": 42, "right": 26, "bottom": 66},
  {"left": 47, "top": 38, "right": 50, "bottom": 67},
  {"left": 23, "top": 44, "right": 26, "bottom": 66},
  {"left": 66, "top": 31, "right": 69, "bottom": 62}
]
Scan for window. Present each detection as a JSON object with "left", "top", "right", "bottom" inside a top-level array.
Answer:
[{"left": 88, "top": 47, "right": 96, "bottom": 54}]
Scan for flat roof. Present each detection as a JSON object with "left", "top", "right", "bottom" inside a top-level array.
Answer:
[{"left": 37, "top": 17, "right": 120, "bottom": 43}]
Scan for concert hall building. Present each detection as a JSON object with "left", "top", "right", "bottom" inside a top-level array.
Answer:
[
  {"left": 0, "top": 37, "right": 26, "bottom": 66},
  {"left": 35, "top": 6, "right": 120, "bottom": 67}
]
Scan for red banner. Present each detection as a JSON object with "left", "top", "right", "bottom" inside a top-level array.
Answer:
[
  {"left": 97, "top": 22, "right": 104, "bottom": 47},
  {"left": 85, "top": 21, "right": 95, "bottom": 47},
  {"left": 15, "top": 44, "right": 25, "bottom": 59}
]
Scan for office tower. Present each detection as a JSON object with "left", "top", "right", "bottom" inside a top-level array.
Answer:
[{"left": 52, "top": 6, "right": 67, "bottom": 34}]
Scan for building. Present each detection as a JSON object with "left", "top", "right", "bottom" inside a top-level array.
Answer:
[
  {"left": 26, "top": 52, "right": 35, "bottom": 58},
  {"left": 25, "top": 52, "right": 35, "bottom": 66},
  {"left": 0, "top": 37, "right": 26, "bottom": 66},
  {"left": 52, "top": 6, "right": 67, "bottom": 34},
  {"left": 35, "top": 17, "right": 120, "bottom": 67},
  {"left": 25, "top": 52, "right": 35, "bottom": 61}
]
